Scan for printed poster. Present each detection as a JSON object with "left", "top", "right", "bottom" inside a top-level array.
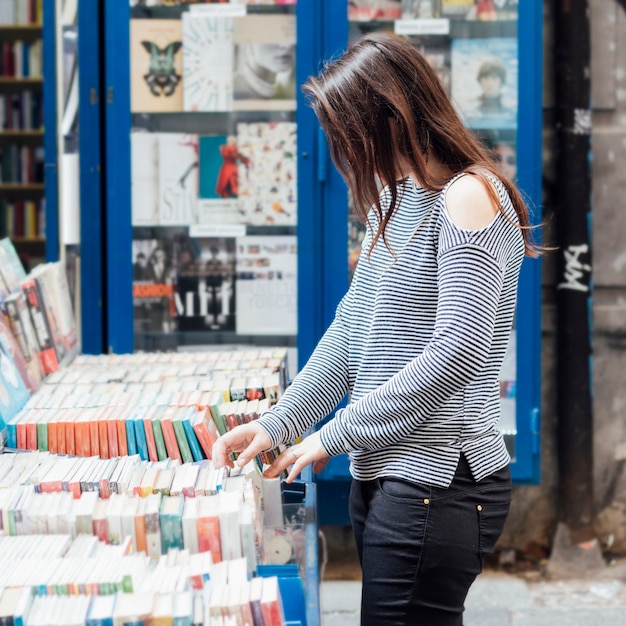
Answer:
[
  {"left": 130, "top": 19, "right": 184, "bottom": 113},
  {"left": 451, "top": 37, "right": 518, "bottom": 130},
  {"left": 235, "top": 236, "right": 297, "bottom": 336}
]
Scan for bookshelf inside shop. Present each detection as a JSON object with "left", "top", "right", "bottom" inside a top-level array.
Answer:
[{"left": 0, "top": 4, "right": 45, "bottom": 271}]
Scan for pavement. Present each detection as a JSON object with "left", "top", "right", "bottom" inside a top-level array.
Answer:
[
  {"left": 320, "top": 527, "right": 626, "bottom": 626},
  {"left": 319, "top": 568, "right": 626, "bottom": 625}
]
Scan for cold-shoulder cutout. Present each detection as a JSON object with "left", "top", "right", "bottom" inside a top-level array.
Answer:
[{"left": 443, "top": 173, "right": 500, "bottom": 232}]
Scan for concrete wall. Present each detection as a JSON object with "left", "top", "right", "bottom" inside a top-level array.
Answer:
[{"left": 500, "top": 0, "right": 626, "bottom": 557}]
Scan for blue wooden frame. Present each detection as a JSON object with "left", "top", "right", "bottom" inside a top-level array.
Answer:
[
  {"left": 78, "top": 0, "right": 105, "bottom": 354},
  {"left": 314, "top": 0, "right": 543, "bottom": 521},
  {"left": 42, "top": 0, "right": 59, "bottom": 263},
  {"left": 103, "top": 0, "right": 133, "bottom": 354}
]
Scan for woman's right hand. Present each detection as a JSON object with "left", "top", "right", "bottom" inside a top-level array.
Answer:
[{"left": 212, "top": 422, "right": 272, "bottom": 470}]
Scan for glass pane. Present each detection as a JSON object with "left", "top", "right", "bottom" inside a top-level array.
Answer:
[
  {"left": 347, "top": 0, "right": 519, "bottom": 453},
  {"left": 128, "top": 2, "right": 298, "bottom": 363}
]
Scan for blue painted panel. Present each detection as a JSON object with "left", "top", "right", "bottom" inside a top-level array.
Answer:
[
  {"left": 103, "top": 0, "right": 133, "bottom": 354},
  {"left": 42, "top": 0, "right": 59, "bottom": 263},
  {"left": 78, "top": 0, "right": 104, "bottom": 354}
]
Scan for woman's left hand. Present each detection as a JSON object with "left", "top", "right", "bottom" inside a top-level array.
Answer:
[{"left": 264, "top": 430, "right": 331, "bottom": 483}]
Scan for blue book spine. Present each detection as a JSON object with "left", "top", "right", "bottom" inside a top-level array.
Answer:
[
  {"left": 133, "top": 416, "right": 149, "bottom": 462},
  {"left": 181, "top": 416, "right": 204, "bottom": 462},
  {"left": 125, "top": 419, "right": 137, "bottom": 457}
]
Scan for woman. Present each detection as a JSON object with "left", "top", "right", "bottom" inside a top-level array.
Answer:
[{"left": 213, "top": 32, "right": 538, "bottom": 625}]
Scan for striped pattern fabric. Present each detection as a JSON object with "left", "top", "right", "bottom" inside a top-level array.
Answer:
[{"left": 259, "top": 174, "right": 525, "bottom": 486}]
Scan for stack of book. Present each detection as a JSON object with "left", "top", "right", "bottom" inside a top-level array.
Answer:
[
  {"left": 0, "top": 534, "right": 289, "bottom": 626},
  {"left": 5, "top": 347, "right": 288, "bottom": 469}
]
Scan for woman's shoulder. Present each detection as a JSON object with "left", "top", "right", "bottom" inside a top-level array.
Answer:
[{"left": 443, "top": 173, "right": 501, "bottom": 231}]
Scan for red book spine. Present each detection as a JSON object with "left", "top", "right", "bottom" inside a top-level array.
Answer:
[
  {"left": 89, "top": 419, "right": 100, "bottom": 457},
  {"left": 98, "top": 418, "right": 109, "bottom": 459},
  {"left": 161, "top": 417, "right": 182, "bottom": 464},
  {"left": 143, "top": 417, "right": 158, "bottom": 463},
  {"left": 107, "top": 418, "right": 119, "bottom": 458}
]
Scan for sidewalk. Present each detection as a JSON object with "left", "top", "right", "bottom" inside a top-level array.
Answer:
[{"left": 320, "top": 567, "right": 626, "bottom": 625}]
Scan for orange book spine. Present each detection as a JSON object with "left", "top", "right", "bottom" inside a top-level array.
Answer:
[
  {"left": 47, "top": 421, "right": 58, "bottom": 454},
  {"left": 57, "top": 417, "right": 67, "bottom": 455},
  {"left": 69, "top": 478, "right": 82, "bottom": 499},
  {"left": 143, "top": 417, "right": 158, "bottom": 463},
  {"left": 89, "top": 419, "right": 100, "bottom": 457},
  {"left": 98, "top": 418, "right": 109, "bottom": 459},
  {"left": 197, "top": 516, "right": 222, "bottom": 563},
  {"left": 99, "top": 477, "right": 111, "bottom": 500},
  {"left": 92, "top": 517, "right": 108, "bottom": 544},
  {"left": 66, "top": 420, "right": 76, "bottom": 456},
  {"left": 135, "top": 513, "right": 147, "bottom": 555},
  {"left": 116, "top": 416, "right": 128, "bottom": 457},
  {"left": 107, "top": 418, "right": 119, "bottom": 458},
  {"left": 193, "top": 421, "right": 215, "bottom": 460},
  {"left": 75, "top": 421, "right": 91, "bottom": 457},
  {"left": 40, "top": 479, "right": 62, "bottom": 494},
  {"left": 25, "top": 420, "right": 37, "bottom": 450},
  {"left": 16, "top": 421, "right": 27, "bottom": 450},
  {"left": 161, "top": 417, "right": 182, "bottom": 463}
]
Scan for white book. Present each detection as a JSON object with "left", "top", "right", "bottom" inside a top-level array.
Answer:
[
  {"left": 131, "top": 132, "right": 160, "bottom": 226},
  {"left": 158, "top": 133, "right": 199, "bottom": 226},
  {"left": 218, "top": 491, "right": 242, "bottom": 561},
  {"left": 182, "top": 13, "right": 234, "bottom": 112},
  {"left": 182, "top": 496, "right": 199, "bottom": 555}
]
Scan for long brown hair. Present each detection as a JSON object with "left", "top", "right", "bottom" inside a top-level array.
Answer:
[{"left": 303, "top": 32, "right": 539, "bottom": 257}]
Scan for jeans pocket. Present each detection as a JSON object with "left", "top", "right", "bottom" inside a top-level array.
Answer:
[
  {"left": 477, "top": 497, "right": 511, "bottom": 569},
  {"left": 378, "top": 477, "right": 431, "bottom": 504}
]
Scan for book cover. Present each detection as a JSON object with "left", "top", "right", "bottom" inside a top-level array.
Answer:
[
  {"left": 451, "top": 37, "right": 518, "bottom": 130},
  {"left": 236, "top": 121, "right": 297, "bottom": 226},
  {"left": 171, "top": 413, "right": 194, "bottom": 464},
  {"left": 161, "top": 408, "right": 183, "bottom": 463},
  {"left": 159, "top": 494, "right": 185, "bottom": 554},
  {"left": 145, "top": 493, "right": 163, "bottom": 559},
  {"left": 130, "top": 19, "right": 183, "bottom": 113},
  {"left": 2, "top": 291, "right": 43, "bottom": 391},
  {"left": 401, "top": 0, "right": 440, "bottom": 18},
  {"left": 348, "top": 0, "right": 402, "bottom": 20},
  {"left": 440, "top": 0, "right": 473, "bottom": 17},
  {"left": 0, "top": 314, "right": 30, "bottom": 434},
  {"left": 21, "top": 276, "right": 60, "bottom": 373},
  {"left": 235, "top": 235, "right": 297, "bottom": 335},
  {"left": 0, "top": 309, "right": 37, "bottom": 394},
  {"left": 232, "top": 14, "right": 296, "bottom": 112},
  {"left": 132, "top": 238, "right": 176, "bottom": 334},
  {"left": 196, "top": 494, "right": 222, "bottom": 563},
  {"left": 151, "top": 414, "right": 169, "bottom": 461},
  {"left": 158, "top": 133, "right": 199, "bottom": 226},
  {"left": 133, "top": 412, "right": 150, "bottom": 461},
  {"left": 180, "top": 409, "right": 205, "bottom": 462},
  {"left": 131, "top": 132, "right": 159, "bottom": 226},
  {"left": 173, "top": 237, "right": 236, "bottom": 332},
  {"left": 0, "top": 237, "right": 27, "bottom": 292},
  {"left": 182, "top": 13, "right": 234, "bottom": 112}
]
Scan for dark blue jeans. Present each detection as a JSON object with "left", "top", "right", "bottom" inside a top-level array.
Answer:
[{"left": 349, "top": 455, "right": 512, "bottom": 626}]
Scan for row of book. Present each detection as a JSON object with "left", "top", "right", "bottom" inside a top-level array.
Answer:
[
  {"left": 0, "top": 40, "right": 43, "bottom": 79},
  {"left": 0, "top": 0, "right": 40, "bottom": 25},
  {"left": 349, "top": 0, "right": 518, "bottom": 21},
  {"left": 0, "top": 145, "right": 44, "bottom": 184},
  {"left": 130, "top": 1, "right": 296, "bottom": 9},
  {"left": 0, "top": 92, "right": 43, "bottom": 132},
  {"left": 0, "top": 534, "right": 290, "bottom": 626},
  {"left": 0, "top": 200, "right": 44, "bottom": 239}
]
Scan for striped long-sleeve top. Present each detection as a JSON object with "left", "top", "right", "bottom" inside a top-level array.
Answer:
[{"left": 258, "top": 173, "right": 525, "bottom": 487}]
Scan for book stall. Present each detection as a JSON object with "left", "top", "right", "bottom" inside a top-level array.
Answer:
[{"left": 0, "top": 235, "right": 318, "bottom": 625}]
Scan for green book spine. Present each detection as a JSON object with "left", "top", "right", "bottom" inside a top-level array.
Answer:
[
  {"left": 36, "top": 421, "right": 48, "bottom": 451},
  {"left": 152, "top": 419, "right": 168, "bottom": 462},
  {"left": 172, "top": 418, "right": 194, "bottom": 464}
]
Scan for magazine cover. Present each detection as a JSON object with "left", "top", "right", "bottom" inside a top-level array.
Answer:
[
  {"left": 158, "top": 133, "right": 199, "bottom": 226},
  {"left": 0, "top": 237, "right": 27, "bottom": 293},
  {"left": 0, "top": 312, "right": 31, "bottom": 433},
  {"left": 0, "top": 311, "right": 37, "bottom": 394},
  {"left": 131, "top": 132, "right": 159, "bottom": 226},
  {"left": 173, "top": 236, "right": 236, "bottom": 332},
  {"left": 440, "top": 0, "right": 473, "bottom": 17},
  {"left": 132, "top": 238, "right": 176, "bottom": 334},
  {"left": 130, "top": 19, "right": 183, "bottom": 113},
  {"left": 401, "top": 0, "right": 440, "bottom": 18},
  {"left": 451, "top": 37, "right": 518, "bottom": 130},
  {"left": 236, "top": 122, "right": 297, "bottom": 226},
  {"left": 232, "top": 14, "right": 296, "bottom": 112},
  {"left": 348, "top": 0, "right": 402, "bottom": 20},
  {"left": 235, "top": 236, "right": 297, "bottom": 336},
  {"left": 197, "top": 135, "right": 244, "bottom": 225},
  {"left": 2, "top": 292, "right": 43, "bottom": 392},
  {"left": 182, "top": 13, "right": 234, "bottom": 113}
]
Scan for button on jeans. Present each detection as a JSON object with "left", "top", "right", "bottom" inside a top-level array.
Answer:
[{"left": 349, "top": 455, "right": 512, "bottom": 626}]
